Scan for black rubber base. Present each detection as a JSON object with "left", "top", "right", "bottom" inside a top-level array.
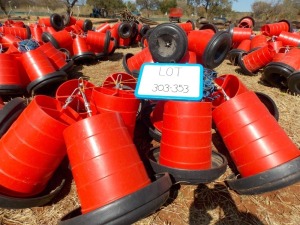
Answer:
[
  {"left": 227, "top": 49, "right": 246, "bottom": 66},
  {"left": 0, "top": 179, "right": 65, "bottom": 209},
  {"left": 226, "top": 156, "right": 300, "bottom": 195},
  {"left": 237, "top": 53, "right": 257, "bottom": 76},
  {"left": 149, "top": 126, "right": 162, "bottom": 142},
  {"left": 27, "top": 70, "right": 67, "bottom": 94},
  {"left": 255, "top": 91, "right": 279, "bottom": 121},
  {"left": 60, "top": 59, "right": 74, "bottom": 72},
  {"left": 0, "top": 97, "right": 27, "bottom": 138},
  {"left": 59, "top": 173, "right": 172, "bottom": 225},
  {"left": 148, "top": 23, "right": 188, "bottom": 63},
  {"left": 42, "top": 32, "right": 60, "bottom": 48},
  {"left": 122, "top": 53, "right": 134, "bottom": 75},
  {"left": 0, "top": 85, "right": 25, "bottom": 96},
  {"left": 262, "top": 62, "right": 294, "bottom": 89},
  {"left": 288, "top": 71, "right": 300, "bottom": 95},
  {"left": 148, "top": 148, "right": 228, "bottom": 184},
  {"left": 72, "top": 52, "right": 96, "bottom": 64},
  {"left": 202, "top": 31, "right": 232, "bottom": 69}
]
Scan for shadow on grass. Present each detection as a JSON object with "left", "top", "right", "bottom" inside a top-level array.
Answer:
[{"left": 189, "top": 183, "right": 264, "bottom": 225}]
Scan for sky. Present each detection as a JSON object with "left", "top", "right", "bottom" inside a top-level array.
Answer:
[{"left": 232, "top": 0, "right": 256, "bottom": 12}]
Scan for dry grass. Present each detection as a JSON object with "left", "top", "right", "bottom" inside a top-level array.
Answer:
[{"left": 0, "top": 17, "right": 299, "bottom": 225}]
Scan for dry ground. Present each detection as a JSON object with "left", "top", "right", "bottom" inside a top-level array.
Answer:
[{"left": 0, "top": 17, "right": 300, "bottom": 225}]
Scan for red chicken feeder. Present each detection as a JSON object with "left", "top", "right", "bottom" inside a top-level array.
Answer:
[
  {"left": 20, "top": 48, "right": 68, "bottom": 94},
  {"left": 228, "top": 24, "right": 253, "bottom": 44},
  {"left": 249, "top": 34, "right": 268, "bottom": 52},
  {"left": 212, "top": 74, "right": 249, "bottom": 108},
  {"left": 148, "top": 23, "right": 188, "bottom": 63},
  {"left": 102, "top": 72, "right": 137, "bottom": 90},
  {"left": 90, "top": 87, "right": 140, "bottom": 138},
  {"left": 0, "top": 54, "right": 25, "bottom": 95},
  {"left": 72, "top": 35, "right": 96, "bottom": 63},
  {"left": 1, "top": 26, "right": 31, "bottom": 40},
  {"left": 227, "top": 39, "right": 251, "bottom": 66},
  {"left": 122, "top": 47, "right": 153, "bottom": 75},
  {"left": 238, "top": 16, "right": 255, "bottom": 28},
  {"left": 38, "top": 42, "right": 74, "bottom": 72},
  {"left": 0, "top": 95, "right": 80, "bottom": 197},
  {"left": 0, "top": 97, "right": 27, "bottom": 138},
  {"left": 86, "top": 30, "right": 112, "bottom": 57},
  {"left": 75, "top": 19, "right": 93, "bottom": 32},
  {"left": 146, "top": 100, "right": 228, "bottom": 184},
  {"left": 55, "top": 79, "right": 96, "bottom": 118},
  {"left": 261, "top": 20, "right": 292, "bottom": 37},
  {"left": 212, "top": 91, "right": 300, "bottom": 194},
  {"left": 262, "top": 47, "right": 300, "bottom": 89},
  {"left": 42, "top": 30, "right": 73, "bottom": 54},
  {"left": 238, "top": 44, "right": 276, "bottom": 75},
  {"left": 38, "top": 13, "right": 64, "bottom": 31},
  {"left": 59, "top": 173, "right": 171, "bottom": 225},
  {"left": 177, "top": 20, "right": 195, "bottom": 34},
  {"left": 277, "top": 31, "right": 300, "bottom": 47},
  {"left": 29, "top": 24, "right": 44, "bottom": 42},
  {"left": 187, "top": 29, "right": 231, "bottom": 69},
  {"left": 95, "top": 22, "right": 111, "bottom": 33},
  {"left": 60, "top": 112, "right": 172, "bottom": 224}
]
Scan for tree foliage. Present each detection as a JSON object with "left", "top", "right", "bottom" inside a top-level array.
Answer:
[
  {"left": 159, "top": 0, "right": 177, "bottom": 14},
  {"left": 136, "top": 0, "right": 160, "bottom": 11},
  {"left": 187, "top": 0, "right": 235, "bottom": 18},
  {"left": 86, "top": 0, "right": 125, "bottom": 12},
  {"left": 252, "top": 0, "right": 299, "bottom": 21}
]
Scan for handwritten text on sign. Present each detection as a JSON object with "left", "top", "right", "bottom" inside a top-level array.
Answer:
[{"left": 135, "top": 63, "right": 204, "bottom": 101}]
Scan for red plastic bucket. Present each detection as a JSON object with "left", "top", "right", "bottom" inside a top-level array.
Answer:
[
  {"left": 56, "top": 79, "right": 95, "bottom": 118},
  {"left": 213, "top": 91, "right": 300, "bottom": 177},
  {"left": 63, "top": 112, "right": 150, "bottom": 214},
  {"left": 0, "top": 95, "right": 80, "bottom": 197},
  {"left": 90, "top": 87, "right": 140, "bottom": 138},
  {"left": 159, "top": 101, "right": 212, "bottom": 170}
]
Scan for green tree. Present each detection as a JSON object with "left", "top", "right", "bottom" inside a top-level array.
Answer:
[{"left": 160, "top": 0, "right": 177, "bottom": 14}]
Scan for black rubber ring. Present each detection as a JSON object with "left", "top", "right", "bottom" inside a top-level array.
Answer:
[
  {"left": 148, "top": 148, "right": 228, "bottom": 184},
  {"left": 59, "top": 173, "right": 172, "bottom": 225},
  {"left": 226, "top": 156, "right": 300, "bottom": 195}
]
